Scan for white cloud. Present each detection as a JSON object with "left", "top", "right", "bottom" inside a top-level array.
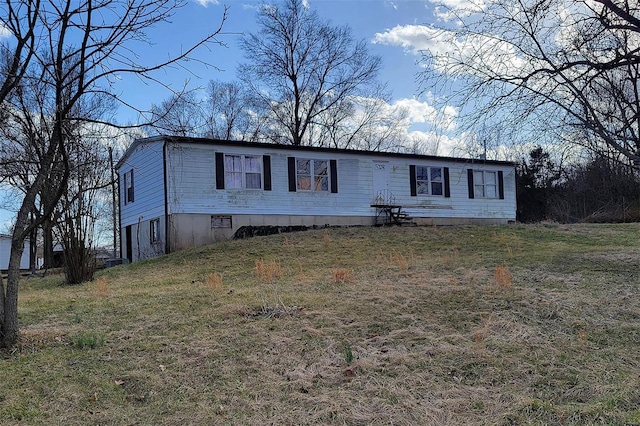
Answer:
[
  {"left": 195, "top": 0, "right": 219, "bottom": 6},
  {"left": 374, "top": 24, "right": 525, "bottom": 78},
  {"left": 373, "top": 25, "right": 444, "bottom": 55},
  {"left": 427, "top": 0, "right": 487, "bottom": 21},
  {"left": 303, "top": 0, "right": 310, "bottom": 8},
  {"left": 0, "top": 24, "right": 11, "bottom": 39}
]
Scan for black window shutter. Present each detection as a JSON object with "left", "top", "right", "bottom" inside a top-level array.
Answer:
[
  {"left": 215, "top": 152, "right": 225, "bottom": 189},
  {"left": 263, "top": 155, "right": 272, "bottom": 191},
  {"left": 409, "top": 165, "right": 417, "bottom": 196},
  {"left": 444, "top": 167, "right": 450, "bottom": 198},
  {"left": 330, "top": 159, "right": 338, "bottom": 193},
  {"left": 498, "top": 170, "right": 504, "bottom": 199},
  {"left": 128, "top": 170, "right": 135, "bottom": 203},
  {"left": 467, "top": 169, "right": 474, "bottom": 199},
  {"left": 287, "top": 157, "right": 297, "bottom": 192}
]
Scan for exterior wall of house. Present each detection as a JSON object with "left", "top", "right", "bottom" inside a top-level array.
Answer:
[
  {"left": 118, "top": 140, "right": 166, "bottom": 262},
  {"left": 164, "top": 142, "right": 516, "bottom": 219},
  {"left": 167, "top": 213, "right": 375, "bottom": 252},
  {"left": 117, "top": 137, "right": 517, "bottom": 262}
]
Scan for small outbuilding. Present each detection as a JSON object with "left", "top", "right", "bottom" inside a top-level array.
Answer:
[{"left": 0, "top": 234, "right": 32, "bottom": 270}]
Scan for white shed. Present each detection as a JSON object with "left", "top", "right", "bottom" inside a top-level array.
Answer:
[
  {"left": 0, "top": 235, "right": 32, "bottom": 270},
  {"left": 116, "top": 136, "right": 517, "bottom": 263}
]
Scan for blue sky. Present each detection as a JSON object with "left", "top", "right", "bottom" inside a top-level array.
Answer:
[{"left": 115, "top": 0, "right": 458, "bottom": 143}]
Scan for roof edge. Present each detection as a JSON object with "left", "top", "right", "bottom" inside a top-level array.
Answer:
[{"left": 115, "top": 135, "right": 517, "bottom": 169}]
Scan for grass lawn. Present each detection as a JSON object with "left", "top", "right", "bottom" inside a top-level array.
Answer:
[{"left": 2, "top": 223, "right": 640, "bottom": 425}]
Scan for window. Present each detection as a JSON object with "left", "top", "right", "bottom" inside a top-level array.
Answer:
[
  {"left": 211, "top": 215, "right": 232, "bottom": 228},
  {"left": 123, "top": 169, "right": 134, "bottom": 204},
  {"left": 416, "top": 166, "right": 443, "bottom": 196},
  {"left": 473, "top": 171, "right": 498, "bottom": 198},
  {"left": 150, "top": 218, "right": 159, "bottom": 243},
  {"left": 224, "top": 154, "right": 262, "bottom": 189},
  {"left": 296, "top": 159, "right": 328, "bottom": 191}
]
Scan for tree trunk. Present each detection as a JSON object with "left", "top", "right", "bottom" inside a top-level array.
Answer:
[
  {"left": 1, "top": 236, "right": 25, "bottom": 347},
  {"left": 42, "top": 219, "right": 55, "bottom": 268}
]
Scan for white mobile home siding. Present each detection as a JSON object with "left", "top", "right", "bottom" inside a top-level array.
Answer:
[
  {"left": 118, "top": 140, "right": 166, "bottom": 261},
  {"left": 117, "top": 137, "right": 517, "bottom": 262},
  {"left": 164, "top": 143, "right": 516, "bottom": 220}
]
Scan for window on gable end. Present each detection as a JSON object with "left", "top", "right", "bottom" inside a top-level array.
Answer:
[{"left": 124, "top": 169, "right": 134, "bottom": 204}]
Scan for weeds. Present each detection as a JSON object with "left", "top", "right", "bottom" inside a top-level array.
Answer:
[
  {"left": 73, "top": 332, "right": 104, "bottom": 349},
  {"left": 205, "top": 272, "right": 223, "bottom": 293},
  {"left": 323, "top": 232, "right": 331, "bottom": 247},
  {"left": 255, "top": 259, "right": 282, "bottom": 284},
  {"left": 342, "top": 342, "right": 354, "bottom": 365},
  {"left": 494, "top": 265, "right": 513, "bottom": 291},
  {"left": 332, "top": 268, "right": 354, "bottom": 284},
  {"left": 94, "top": 277, "right": 109, "bottom": 297}
]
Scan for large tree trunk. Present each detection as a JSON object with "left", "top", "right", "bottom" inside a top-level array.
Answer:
[{"left": 2, "top": 235, "right": 25, "bottom": 347}]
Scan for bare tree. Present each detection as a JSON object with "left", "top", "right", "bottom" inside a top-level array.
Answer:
[
  {"left": 0, "top": 0, "right": 226, "bottom": 348},
  {"left": 239, "top": 0, "right": 381, "bottom": 146},
  {"left": 306, "top": 84, "right": 411, "bottom": 152},
  {"left": 420, "top": 0, "right": 640, "bottom": 164},
  {"left": 203, "top": 80, "right": 263, "bottom": 141},
  {"left": 148, "top": 91, "right": 206, "bottom": 137}
]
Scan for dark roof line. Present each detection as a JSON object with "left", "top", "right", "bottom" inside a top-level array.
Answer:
[{"left": 116, "top": 135, "right": 516, "bottom": 169}]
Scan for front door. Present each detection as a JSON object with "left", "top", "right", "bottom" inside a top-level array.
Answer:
[{"left": 372, "top": 161, "right": 390, "bottom": 204}]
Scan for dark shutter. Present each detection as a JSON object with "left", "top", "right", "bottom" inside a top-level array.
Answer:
[
  {"left": 498, "top": 170, "right": 504, "bottom": 199},
  {"left": 467, "top": 169, "right": 474, "bottom": 199},
  {"left": 287, "top": 157, "right": 297, "bottom": 192},
  {"left": 409, "top": 165, "right": 417, "bottom": 196},
  {"left": 215, "top": 152, "right": 225, "bottom": 189},
  {"left": 444, "top": 167, "right": 450, "bottom": 198},
  {"left": 330, "top": 159, "right": 338, "bottom": 193},
  {"left": 128, "top": 170, "right": 135, "bottom": 203},
  {"left": 263, "top": 155, "right": 272, "bottom": 191}
]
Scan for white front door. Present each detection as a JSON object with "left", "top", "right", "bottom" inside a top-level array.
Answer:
[{"left": 372, "top": 161, "right": 390, "bottom": 203}]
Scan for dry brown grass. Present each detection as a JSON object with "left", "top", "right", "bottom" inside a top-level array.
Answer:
[
  {"left": 205, "top": 272, "right": 224, "bottom": 293},
  {"left": 3, "top": 224, "right": 640, "bottom": 425},
  {"left": 332, "top": 268, "right": 354, "bottom": 284},
  {"left": 254, "top": 258, "right": 282, "bottom": 283},
  {"left": 493, "top": 265, "right": 513, "bottom": 291},
  {"left": 93, "top": 277, "right": 109, "bottom": 297}
]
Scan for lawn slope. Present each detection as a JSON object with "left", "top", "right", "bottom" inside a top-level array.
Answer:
[{"left": 2, "top": 224, "right": 640, "bottom": 425}]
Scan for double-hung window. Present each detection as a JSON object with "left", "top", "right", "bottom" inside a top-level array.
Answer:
[
  {"left": 224, "top": 154, "right": 262, "bottom": 189},
  {"left": 296, "top": 159, "right": 329, "bottom": 191},
  {"left": 473, "top": 170, "right": 498, "bottom": 198},
  {"left": 416, "top": 166, "right": 444, "bottom": 196}
]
